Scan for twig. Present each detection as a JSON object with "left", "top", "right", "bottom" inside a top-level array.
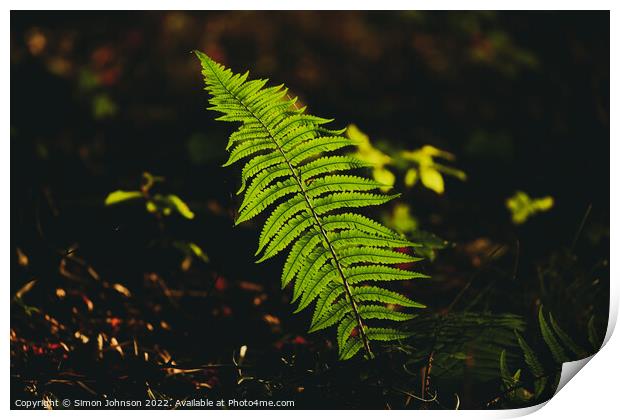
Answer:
[{"left": 570, "top": 204, "right": 592, "bottom": 252}]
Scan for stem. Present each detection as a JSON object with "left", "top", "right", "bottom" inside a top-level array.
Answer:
[{"left": 206, "top": 61, "right": 373, "bottom": 358}]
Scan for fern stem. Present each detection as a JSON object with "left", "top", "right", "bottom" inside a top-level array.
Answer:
[
  {"left": 264, "top": 117, "right": 375, "bottom": 359},
  {"left": 204, "top": 58, "right": 373, "bottom": 358},
  {"left": 295, "top": 179, "right": 375, "bottom": 359}
]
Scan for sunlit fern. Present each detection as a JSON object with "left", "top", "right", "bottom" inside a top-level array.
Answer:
[{"left": 195, "top": 51, "right": 428, "bottom": 360}]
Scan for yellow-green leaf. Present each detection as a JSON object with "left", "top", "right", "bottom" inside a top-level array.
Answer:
[
  {"left": 506, "top": 191, "right": 554, "bottom": 224},
  {"left": 404, "top": 168, "right": 418, "bottom": 187},
  {"left": 104, "top": 190, "right": 142, "bottom": 206},
  {"left": 347, "top": 124, "right": 392, "bottom": 168},
  {"left": 372, "top": 167, "right": 395, "bottom": 191},
  {"left": 167, "top": 194, "right": 195, "bottom": 219},
  {"left": 420, "top": 167, "right": 444, "bottom": 194}
]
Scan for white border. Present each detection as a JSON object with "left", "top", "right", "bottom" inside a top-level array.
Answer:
[{"left": 4, "top": 2, "right": 616, "bottom": 419}]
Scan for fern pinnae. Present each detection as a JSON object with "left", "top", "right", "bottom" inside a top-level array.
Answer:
[
  {"left": 548, "top": 312, "right": 587, "bottom": 358},
  {"left": 296, "top": 267, "right": 340, "bottom": 312},
  {"left": 515, "top": 330, "right": 547, "bottom": 398},
  {"left": 538, "top": 307, "right": 569, "bottom": 363},
  {"left": 197, "top": 51, "right": 427, "bottom": 360},
  {"left": 312, "top": 281, "right": 343, "bottom": 324}
]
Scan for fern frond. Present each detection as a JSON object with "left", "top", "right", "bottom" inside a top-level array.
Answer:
[
  {"left": 499, "top": 350, "right": 515, "bottom": 389},
  {"left": 345, "top": 265, "right": 428, "bottom": 284},
  {"left": 340, "top": 334, "right": 365, "bottom": 360},
  {"left": 312, "top": 282, "right": 345, "bottom": 325},
  {"left": 197, "top": 51, "right": 427, "bottom": 360},
  {"left": 538, "top": 307, "right": 569, "bottom": 363},
  {"left": 515, "top": 330, "right": 548, "bottom": 399},
  {"left": 352, "top": 285, "right": 426, "bottom": 307},
  {"left": 548, "top": 313, "right": 587, "bottom": 359},
  {"left": 366, "top": 327, "right": 413, "bottom": 341}
]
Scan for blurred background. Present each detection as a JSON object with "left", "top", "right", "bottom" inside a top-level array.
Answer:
[{"left": 11, "top": 11, "right": 609, "bottom": 409}]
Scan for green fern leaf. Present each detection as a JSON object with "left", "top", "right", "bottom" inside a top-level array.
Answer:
[
  {"left": 345, "top": 265, "right": 428, "bottom": 284},
  {"left": 281, "top": 231, "right": 323, "bottom": 288},
  {"left": 309, "top": 299, "right": 352, "bottom": 333},
  {"left": 292, "top": 248, "right": 332, "bottom": 302},
  {"left": 300, "top": 156, "right": 372, "bottom": 181},
  {"left": 352, "top": 286, "right": 426, "bottom": 308},
  {"left": 515, "top": 330, "right": 547, "bottom": 398},
  {"left": 538, "top": 307, "right": 569, "bottom": 363},
  {"left": 312, "top": 282, "right": 344, "bottom": 326},
  {"left": 257, "top": 214, "right": 314, "bottom": 263},
  {"left": 321, "top": 213, "right": 401, "bottom": 238},
  {"left": 366, "top": 327, "right": 413, "bottom": 341},
  {"left": 314, "top": 192, "right": 400, "bottom": 215},
  {"left": 548, "top": 312, "right": 587, "bottom": 359},
  {"left": 196, "top": 51, "right": 426, "bottom": 360},
  {"left": 340, "top": 335, "right": 365, "bottom": 360},
  {"left": 358, "top": 305, "right": 417, "bottom": 322},
  {"left": 337, "top": 315, "right": 359, "bottom": 352}
]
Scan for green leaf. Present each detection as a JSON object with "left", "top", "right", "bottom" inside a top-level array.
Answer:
[
  {"left": 358, "top": 305, "right": 416, "bottom": 322},
  {"left": 515, "top": 330, "right": 547, "bottom": 399},
  {"left": 166, "top": 194, "right": 195, "bottom": 219},
  {"left": 345, "top": 265, "right": 428, "bottom": 284},
  {"left": 309, "top": 299, "right": 351, "bottom": 333},
  {"left": 352, "top": 286, "right": 426, "bottom": 308},
  {"left": 366, "top": 327, "right": 412, "bottom": 341},
  {"left": 538, "top": 307, "right": 569, "bottom": 363},
  {"left": 548, "top": 313, "right": 588, "bottom": 359},
  {"left": 295, "top": 266, "right": 339, "bottom": 312},
  {"left": 340, "top": 335, "right": 365, "bottom": 360},
  {"left": 506, "top": 191, "right": 554, "bottom": 225},
  {"left": 173, "top": 241, "right": 209, "bottom": 263},
  {"left": 337, "top": 315, "right": 358, "bottom": 352},
  {"left": 419, "top": 167, "right": 444, "bottom": 194},
  {"left": 311, "top": 281, "right": 344, "bottom": 325},
  {"left": 104, "top": 190, "right": 142, "bottom": 206}
]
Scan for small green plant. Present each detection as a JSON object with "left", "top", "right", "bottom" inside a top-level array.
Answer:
[
  {"left": 499, "top": 307, "right": 598, "bottom": 405},
  {"left": 105, "top": 171, "right": 195, "bottom": 220},
  {"left": 346, "top": 124, "right": 466, "bottom": 194},
  {"left": 505, "top": 190, "right": 554, "bottom": 224},
  {"left": 105, "top": 172, "right": 208, "bottom": 264},
  {"left": 196, "top": 51, "right": 428, "bottom": 360}
]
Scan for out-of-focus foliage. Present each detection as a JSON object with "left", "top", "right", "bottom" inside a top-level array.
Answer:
[
  {"left": 382, "top": 203, "right": 449, "bottom": 261},
  {"left": 400, "top": 145, "right": 467, "bottom": 194},
  {"left": 105, "top": 172, "right": 195, "bottom": 220},
  {"left": 347, "top": 124, "right": 395, "bottom": 191},
  {"left": 173, "top": 240, "right": 210, "bottom": 263},
  {"left": 347, "top": 125, "right": 466, "bottom": 194},
  {"left": 385, "top": 203, "right": 419, "bottom": 233},
  {"left": 104, "top": 172, "right": 206, "bottom": 266},
  {"left": 104, "top": 190, "right": 142, "bottom": 205},
  {"left": 506, "top": 191, "right": 554, "bottom": 224},
  {"left": 92, "top": 93, "right": 118, "bottom": 120}
]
